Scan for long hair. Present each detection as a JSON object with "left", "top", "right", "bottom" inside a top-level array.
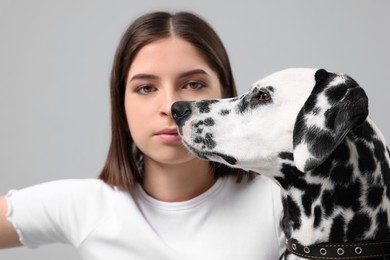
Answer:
[{"left": 99, "top": 11, "right": 254, "bottom": 189}]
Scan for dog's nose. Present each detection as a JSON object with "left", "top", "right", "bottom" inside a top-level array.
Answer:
[{"left": 171, "top": 101, "right": 192, "bottom": 126}]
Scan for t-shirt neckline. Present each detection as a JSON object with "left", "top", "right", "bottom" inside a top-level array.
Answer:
[{"left": 135, "top": 176, "right": 226, "bottom": 211}]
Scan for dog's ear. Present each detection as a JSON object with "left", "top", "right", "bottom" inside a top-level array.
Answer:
[{"left": 293, "top": 69, "right": 368, "bottom": 172}]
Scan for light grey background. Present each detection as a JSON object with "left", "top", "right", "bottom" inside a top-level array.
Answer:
[{"left": 0, "top": 0, "right": 389, "bottom": 259}]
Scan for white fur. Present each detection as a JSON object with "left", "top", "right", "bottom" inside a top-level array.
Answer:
[{"left": 293, "top": 143, "right": 312, "bottom": 172}]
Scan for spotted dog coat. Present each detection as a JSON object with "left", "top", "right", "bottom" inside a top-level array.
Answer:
[{"left": 171, "top": 68, "right": 390, "bottom": 260}]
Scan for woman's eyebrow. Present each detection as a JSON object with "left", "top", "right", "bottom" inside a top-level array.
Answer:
[
  {"left": 178, "top": 69, "right": 209, "bottom": 78},
  {"left": 128, "top": 73, "right": 159, "bottom": 83},
  {"left": 128, "top": 69, "right": 209, "bottom": 83}
]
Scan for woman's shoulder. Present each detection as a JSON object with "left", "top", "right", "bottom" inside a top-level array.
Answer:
[
  {"left": 47, "top": 178, "right": 114, "bottom": 192},
  {"left": 15, "top": 178, "right": 112, "bottom": 192},
  {"left": 7, "top": 178, "right": 121, "bottom": 207},
  {"left": 5, "top": 179, "right": 124, "bottom": 248}
]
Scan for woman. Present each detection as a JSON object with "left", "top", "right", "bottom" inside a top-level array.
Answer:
[{"left": 0, "top": 11, "right": 285, "bottom": 259}]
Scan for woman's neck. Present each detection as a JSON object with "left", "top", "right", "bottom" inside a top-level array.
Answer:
[{"left": 141, "top": 158, "right": 216, "bottom": 202}]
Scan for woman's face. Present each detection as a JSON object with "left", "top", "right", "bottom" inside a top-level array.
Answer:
[{"left": 125, "top": 37, "right": 222, "bottom": 167}]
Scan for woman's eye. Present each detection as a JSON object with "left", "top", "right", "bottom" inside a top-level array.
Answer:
[
  {"left": 184, "top": 81, "right": 206, "bottom": 90},
  {"left": 136, "top": 85, "right": 156, "bottom": 95}
]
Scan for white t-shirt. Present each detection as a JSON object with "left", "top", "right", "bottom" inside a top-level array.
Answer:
[{"left": 6, "top": 175, "right": 285, "bottom": 260}]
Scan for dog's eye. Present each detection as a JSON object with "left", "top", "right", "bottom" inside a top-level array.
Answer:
[{"left": 258, "top": 91, "right": 271, "bottom": 102}]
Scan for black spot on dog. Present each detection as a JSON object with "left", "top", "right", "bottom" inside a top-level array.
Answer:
[
  {"left": 279, "top": 152, "right": 294, "bottom": 161},
  {"left": 204, "top": 133, "right": 216, "bottom": 149},
  {"left": 193, "top": 121, "right": 204, "bottom": 128},
  {"left": 305, "top": 158, "right": 329, "bottom": 174},
  {"left": 355, "top": 140, "right": 377, "bottom": 174},
  {"left": 367, "top": 186, "right": 384, "bottom": 208},
  {"left": 331, "top": 141, "right": 350, "bottom": 164},
  {"left": 347, "top": 213, "right": 371, "bottom": 241},
  {"left": 196, "top": 128, "right": 203, "bottom": 134},
  {"left": 329, "top": 164, "right": 353, "bottom": 185},
  {"left": 314, "top": 206, "right": 322, "bottom": 227},
  {"left": 193, "top": 133, "right": 216, "bottom": 150},
  {"left": 194, "top": 136, "right": 203, "bottom": 144},
  {"left": 334, "top": 180, "right": 362, "bottom": 210},
  {"left": 350, "top": 121, "right": 375, "bottom": 142},
  {"left": 381, "top": 161, "right": 390, "bottom": 199},
  {"left": 196, "top": 100, "right": 218, "bottom": 113},
  {"left": 281, "top": 196, "right": 302, "bottom": 237},
  {"left": 330, "top": 215, "right": 346, "bottom": 242},
  {"left": 277, "top": 164, "right": 306, "bottom": 190},
  {"left": 311, "top": 156, "right": 333, "bottom": 178},
  {"left": 310, "top": 140, "right": 351, "bottom": 184},
  {"left": 373, "top": 138, "right": 386, "bottom": 162},
  {"left": 314, "top": 69, "right": 329, "bottom": 85},
  {"left": 204, "top": 118, "right": 215, "bottom": 126},
  {"left": 312, "top": 70, "right": 336, "bottom": 96},
  {"left": 302, "top": 184, "right": 321, "bottom": 217},
  {"left": 324, "top": 106, "right": 339, "bottom": 130},
  {"left": 306, "top": 126, "right": 335, "bottom": 158},
  {"left": 219, "top": 109, "right": 230, "bottom": 116},
  {"left": 342, "top": 87, "right": 368, "bottom": 129},
  {"left": 293, "top": 114, "right": 307, "bottom": 146},
  {"left": 322, "top": 190, "right": 334, "bottom": 217},
  {"left": 303, "top": 95, "right": 317, "bottom": 113},
  {"left": 375, "top": 210, "right": 390, "bottom": 240},
  {"left": 197, "top": 103, "right": 210, "bottom": 113},
  {"left": 237, "top": 96, "right": 249, "bottom": 114},
  {"left": 325, "top": 85, "right": 348, "bottom": 104}
]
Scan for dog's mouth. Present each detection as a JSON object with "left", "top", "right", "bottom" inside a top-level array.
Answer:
[{"left": 182, "top": 139, "right": 237, "bottom": 166}]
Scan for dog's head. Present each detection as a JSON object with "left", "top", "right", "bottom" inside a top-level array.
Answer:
[{"left": 171, "top": 68, "right": 368, "bottom": 173}]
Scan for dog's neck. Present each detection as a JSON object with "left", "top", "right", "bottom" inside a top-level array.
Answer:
[{"left": 269, "top": 121, "right": 390, "bottom": 246}]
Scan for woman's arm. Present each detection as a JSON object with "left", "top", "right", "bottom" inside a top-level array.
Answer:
[{"left": 0, "top": 196, "right": 22, "bottom": 248}]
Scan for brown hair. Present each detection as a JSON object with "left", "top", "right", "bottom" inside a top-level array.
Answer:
[{"left": 99, "top": 11, "right": 255, "bottom": 189}]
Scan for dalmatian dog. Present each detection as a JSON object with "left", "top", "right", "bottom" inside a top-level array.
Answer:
[{"left": 171, "top": 68, "right": 390, "bottom": 260}]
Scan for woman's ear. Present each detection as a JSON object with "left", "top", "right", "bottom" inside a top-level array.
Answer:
[{"left": 293, "top": 69, "right": 368, "bottom": 172}]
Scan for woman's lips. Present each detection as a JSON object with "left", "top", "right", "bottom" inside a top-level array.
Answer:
[{"left": 154, "top": 128, "right": 181, "bottom": 142}]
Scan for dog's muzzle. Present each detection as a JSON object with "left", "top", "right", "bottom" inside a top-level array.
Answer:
[{"left": 171, "top": 101, "right": 192, "bottom": 127}]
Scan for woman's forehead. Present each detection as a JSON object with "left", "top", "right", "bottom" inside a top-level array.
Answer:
[{"left": 128, "top": 37, "right": 215, "bottom": 79}]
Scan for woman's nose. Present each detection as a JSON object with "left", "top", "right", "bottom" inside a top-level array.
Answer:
[{"left": 160, "top": 90, "right": 181, "bottom": 117}]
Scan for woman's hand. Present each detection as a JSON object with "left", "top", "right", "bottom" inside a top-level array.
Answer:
[{"left": 0, "top": 196, "right": 22, "bottom": 248}]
